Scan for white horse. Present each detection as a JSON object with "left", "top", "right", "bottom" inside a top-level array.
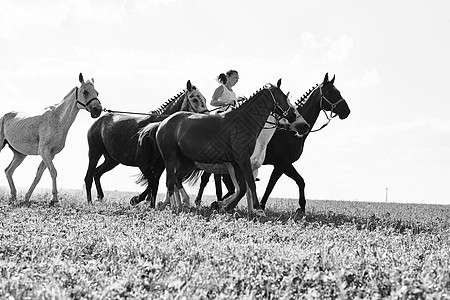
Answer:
[{"left": 0, "top": 73, "right": 102, "bottom": 205}]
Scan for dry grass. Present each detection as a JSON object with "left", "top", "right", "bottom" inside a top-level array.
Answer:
[{"left": 1, "top": 189, "right": 449, "bottom": 299}]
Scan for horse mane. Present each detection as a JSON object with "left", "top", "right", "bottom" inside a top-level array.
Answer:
[
  {"left": 294, "top": 83, "right": 319, "bottom": 108},
  {"left": 62, "top": 87, "right": 78, "bottom": 101},
  {"left": 150, "top": 86, "right": 197, "bottom": 114}
]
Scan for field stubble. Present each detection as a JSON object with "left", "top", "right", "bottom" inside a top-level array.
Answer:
[{"left": 0, "top": 189, "right": 449, "bottom": 299}]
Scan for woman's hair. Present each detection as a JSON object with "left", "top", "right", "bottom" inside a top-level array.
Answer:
[{"left": 217, "top": 70, "right": 238, "bottom": 84}]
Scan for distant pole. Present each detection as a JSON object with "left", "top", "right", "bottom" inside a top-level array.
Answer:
[{"left": 385, "top": 187, "right": 388, "bottom": 203}]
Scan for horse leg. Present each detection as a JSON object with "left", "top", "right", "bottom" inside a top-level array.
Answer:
[
  {"left": 24, "top": 160, "right": 47, "bottom": 203},
  {"left": 213, "top": 174, "right": 223, "bottom": 201},
  {"left": 149, "top": 162, "right": 165, "bottom": 208},
  {"left": 239, "top": 159, "right": 265, "bottom": 218},
  {"left": 163, "top": 159, "right": 179, "bottom": 211},
  {"left": 220, "top": 174, "right": 235, "bottom": 201},
  {"left": 158, "top": 190, "right": 171, "bottom": 210},
  {"left": 279, "top": 163, "right": 306, "bottom": 214},
  {"left": 131, "top": 166, "right": 153, "bottom": 206},
  {"left": 194, "top": 172, "right": 211, "bottom": 207},
  {"left": 222, "top": 163, "right": 246, "bottom": 211},
  {"left": 37, "top": 149, "right": 58, "bottom": 206},
  {"left": 84, "top": 148, "right": 103, "bottom": 203},
  {"left": 130, "top": 183, "right": 151, "bottom": 206},
  {"left": 93, "top": 154, "right": 119, "bottom": 201},
  {"left": 178, "top": 185, "right": 190, "bottom": 208},
  {"left": 260, "top": 167, "right": 284, "bottom": 210},
  {"left": 4, "top": 151, "right": 26, "bottom": 202},
  {"left": 245, "top": 169, "right": 259, "bottom": 213},
  {"left": 173, "top": 186, "right": 182, "bottom": 211}
]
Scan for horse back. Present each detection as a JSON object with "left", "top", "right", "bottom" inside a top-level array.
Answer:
[
  {"left": 88, "top": 113, "right": 166, "bottom": 166},
  {"left": 158, "top": 112, "right": 252, "bottom": 164}
]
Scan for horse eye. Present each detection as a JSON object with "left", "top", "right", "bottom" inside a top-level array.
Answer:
[{"left": 83, "top": 90, "right": 89, "bottom": 96}]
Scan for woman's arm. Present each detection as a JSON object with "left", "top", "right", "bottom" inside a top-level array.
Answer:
[{"left": 210, "top": 85, "right": 226, "bottom": 107}]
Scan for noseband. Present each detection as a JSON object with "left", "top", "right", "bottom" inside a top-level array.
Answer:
[
  {"left": 318, "top": 84, "right": 345, "bottom": 119},
  {"left": 75, "top": 86, "right": 101, "bottom": 110}
]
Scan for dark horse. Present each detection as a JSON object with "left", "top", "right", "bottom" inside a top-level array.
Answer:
[
  {"left": 259, "top": 73, "right": 351, "bottom": 213},
  {"left": 155, "top": 80, "right": 300, "bottom": 217},
  {"left": 84, "top": 81, "right": 208, "bottom": 206}
]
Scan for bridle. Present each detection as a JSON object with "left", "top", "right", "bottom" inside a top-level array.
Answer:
[
  {"left": 263, "top": 84, "right": 294, "bottom": 130},
  {"left": 75, "top": 85, "right": 100, "bottom": 110},
  {"left": 265, "top": 84, "right": 292, "bottom": 118},
  {"left": 309, "top": 84, "right": 345, "bottom": 132}
]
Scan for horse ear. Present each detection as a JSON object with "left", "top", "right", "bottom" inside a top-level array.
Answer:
[
  {"left": 79, "top": 73, "right": 85, "bottom": 84},
  {"left": 323, "top": 73, "right": 329, "bottom": 83},
  {"left": 277, "top": 78, "right": 282, "bottom": 88},
  {"left": 91, "top": 78, "right": 95, "bottom": 84},
  {"left": 330, "top": 74, "right": 335, "bottom": 85},
  {"left": 186, "top": 80, "right": 192, "bottom": 92}
]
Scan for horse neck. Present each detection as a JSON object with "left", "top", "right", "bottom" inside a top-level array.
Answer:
[
  {"left": 234, "top": 91, "right": 274, "bottom": 136},
  {"left": 297, "top": 88, "right": 322, "bottom": 129},
  {"left": 159, "top": 93, "right": 185, "bottom": 115},
  {"left": 54, "top": 87, "right": 80, "bottom": 129}
]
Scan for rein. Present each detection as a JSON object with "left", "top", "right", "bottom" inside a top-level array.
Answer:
[
  {"left": 100, "top": 91, "right": 209, "bottom": 116},
  {"left": 102, "top": 108, "right": 154, "bottom": 116}
]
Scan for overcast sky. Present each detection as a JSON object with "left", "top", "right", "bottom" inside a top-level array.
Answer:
[{"left": 1, "top": 0, "right": 449, "bottom": 205}]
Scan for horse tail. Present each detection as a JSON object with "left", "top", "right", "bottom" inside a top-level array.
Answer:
[
  {"left": 134, "top": 171, "right": 148, "bottom": 186},
  {"left": 135, "top": 122, "right": 163, "bottom": 186},
  {"left": 0, "top": 114, "right": 6, "bottom": 150},
  {"left": 183, "top": 168, "right": 204, "bottom": 186}
]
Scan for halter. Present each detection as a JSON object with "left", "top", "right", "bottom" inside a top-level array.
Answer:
[
  {"left": 75, "top": 86, "right": 100, "bottom": 110},
  {"left": 309, "top": 84, "right": 345, "bottom": 132}
]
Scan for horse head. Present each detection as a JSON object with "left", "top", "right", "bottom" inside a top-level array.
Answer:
[
  {"left": 319, "top": 73, "right": 351, "bottom": 120},
  {"left": 77, "top": 73, "right": 103, "bottom": 118},
  {"left": 265, "top": 79, "right": 300, "bottom": 126},
  {"left": 183, "top": 80, "right": 209, "bottom": 113}
]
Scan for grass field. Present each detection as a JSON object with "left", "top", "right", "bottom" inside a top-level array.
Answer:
[{"left": 1, "top": 189, "right": 449, "bottom": 299}]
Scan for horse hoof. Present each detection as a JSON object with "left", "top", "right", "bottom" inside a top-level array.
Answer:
[
  {"left": 254, "top": 209, "right": 266, "bottom": 218},
  {"left": 157, "top": 202, "right": 165, "bottom": 211},
  {"left": 294, "top": 208, "right": 306, "bottom": 220},
  {"left": 49, "top": 201, "right": 59, "bottom": 207},
  {"left": 130, "top": 196, "right": 139, "bottom": 206},
  {"left": 210, "top": 201, "right": 219, "bottom": 211}
]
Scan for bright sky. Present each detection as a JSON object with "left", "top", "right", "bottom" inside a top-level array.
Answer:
[{"left": 1, "top": 0, "right": 449, "bottom": 205}]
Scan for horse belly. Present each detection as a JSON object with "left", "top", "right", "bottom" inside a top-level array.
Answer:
[
  {"left": 195, "top": 162, "right": 229, "bottom": 174},
  {"left": 4, "top": 118, "right": 40, "bottom": 155}
]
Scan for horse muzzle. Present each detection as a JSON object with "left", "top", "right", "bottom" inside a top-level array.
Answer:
[
  {"left": 87, "top": 98, "right": 103, "bottom": 118},
  {"left": 289, "top": 119, "right": 310, "bottom": 136}
]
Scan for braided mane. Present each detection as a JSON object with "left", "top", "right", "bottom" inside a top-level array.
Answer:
[
  {"left": 294, "top": 83, "right": 319, "bottom": 108},
  {"left": 150, "top": 86, "right": 197, "bottom": 114},
  {"left": 235, "top": 83, "right": 275, "bottom": 108}
]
